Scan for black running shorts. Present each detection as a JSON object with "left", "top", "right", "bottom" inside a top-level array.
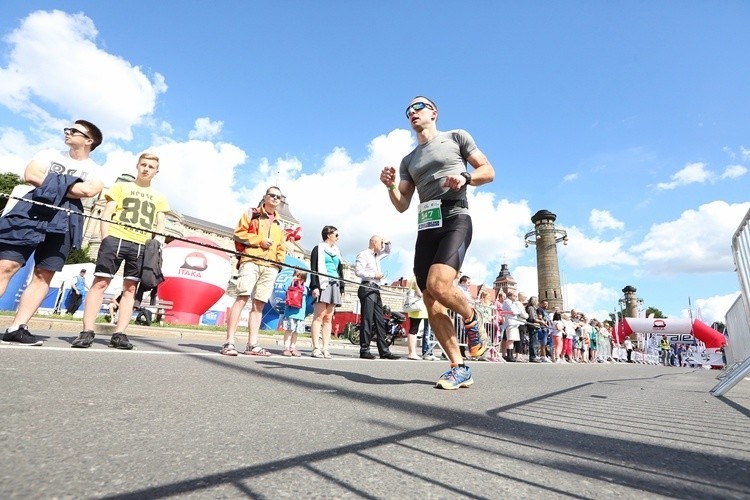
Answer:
[{"left": 413, "top": 214, "right": 472, "bottom": 291}]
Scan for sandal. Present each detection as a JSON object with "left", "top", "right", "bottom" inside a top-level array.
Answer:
[
  {"left": 243, "top": 345, "right": 273, "bottom": 357},
  {"left": 407, "top": 355, "right": 421, "bottom": 360},
  {"left": 311, "top": 348, "right": 324, "bottom": 358},
  {"left": 282, "top": 349, "right": 293, "bottom": 357},
  {"left": 290, "top": 349, "right": 302, "bottom": 357},
  {"left": 220, "top": 343, "right": 238, "bottom": 356},
  {"left": 323, "top": 350, "right": 332, "bottom": 359}
]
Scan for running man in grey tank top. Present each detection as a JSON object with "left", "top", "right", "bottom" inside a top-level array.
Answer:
[{"left": 380, "top": 96, "right": 495, "bottom": 390}]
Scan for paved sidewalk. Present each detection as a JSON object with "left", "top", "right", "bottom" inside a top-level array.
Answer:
[{"left": 1, "top": 326, "right": 749, "bottom": 499}]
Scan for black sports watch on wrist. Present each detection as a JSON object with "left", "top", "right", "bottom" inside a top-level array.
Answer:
[{"left": 460, "top": 171, "right": 472, "bottom": 186}]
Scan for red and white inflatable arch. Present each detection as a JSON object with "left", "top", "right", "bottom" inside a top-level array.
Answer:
[{"left": 615, "top": 317, "right": 726, "bottom": 348}]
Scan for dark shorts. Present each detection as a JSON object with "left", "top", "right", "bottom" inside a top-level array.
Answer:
[
  {"left": 0, "top": 230, "right": 72, "bottom": 272},
  {"left": 94, "top": 236, "right": 144, "bottom": 281},
  {"left": 414, "top": 214, "right": 472, "bottom": 291}
]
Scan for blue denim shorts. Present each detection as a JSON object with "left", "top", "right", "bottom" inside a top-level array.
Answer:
[{"left": 537, "top": 328, "right": 549, "bottom": 345}]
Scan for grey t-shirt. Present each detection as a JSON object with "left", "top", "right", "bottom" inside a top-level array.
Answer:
[{"left": 399, "top": 129, "right": 478, "bottom": 217}]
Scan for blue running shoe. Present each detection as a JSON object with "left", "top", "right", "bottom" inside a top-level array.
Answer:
[
  {"left": 463, "top": 309, "right": 489, "bottom": 358},
  {"left": 435, "top": 365, "right": 474, "bottom": 390}
]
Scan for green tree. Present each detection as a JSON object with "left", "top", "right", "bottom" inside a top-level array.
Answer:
[
  {"left": 0, "top": 172, "right": 25, "bottom": 212},
  {"left": 645, "top": 306, "right": 665, "bottom": 318},
  {"left": 65, "top": 244, "right": 94, "bottom": 265}
]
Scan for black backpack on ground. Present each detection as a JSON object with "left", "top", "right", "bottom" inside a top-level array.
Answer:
[{"left": 135, "top": 308, "right": 153, "bottom": 326}]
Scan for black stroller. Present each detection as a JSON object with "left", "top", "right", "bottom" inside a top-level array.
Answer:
[{"left": 347, "top": 306, "right": 407, "bottom": 346}]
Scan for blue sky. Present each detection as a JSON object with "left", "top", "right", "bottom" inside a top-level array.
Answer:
[{"left": 1, "top": 2, "right": 749, "bottom": 324}]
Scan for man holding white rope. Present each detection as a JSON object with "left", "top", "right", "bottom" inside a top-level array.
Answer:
[{"left": 0, "top": 120, "right": 104, "bottom": 346}]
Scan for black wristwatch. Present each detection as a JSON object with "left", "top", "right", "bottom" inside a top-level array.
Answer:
[{"left": 460, "top": 171, "right": 472, "bottom": 186}]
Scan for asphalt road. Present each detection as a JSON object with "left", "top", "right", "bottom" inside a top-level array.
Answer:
[{"left": 1, "top": 326, "right": 749, "bottom": 499}]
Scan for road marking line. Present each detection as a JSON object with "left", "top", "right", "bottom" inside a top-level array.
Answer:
[
  {"left": 0, "top": 344, "right": 349, "bottom": 358},
  {"left": 0, "top": 345, "right": 221, "bottom": 355}
]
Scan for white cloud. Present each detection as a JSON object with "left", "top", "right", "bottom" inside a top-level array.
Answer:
[
  {"left": 655, "top": 161, "right": 747, "bottom": 190},
  {"left": 563, "top": 173, "right": 578, "bottom": 182},
  {"left": 188, "top": 118, "right": 223, "bottom": 140},
  {"left": 631, "top": 200, "right": 750, "bottom": 274},
  {"left": 257, "top": 156, "right": 303, "bottom": 180},
  {"left": 467, "top": 195, "right": 533, "bottom": 277},
  {"left": 656, "top": 162, "right": 713, "bottom": 190},
  {"left": 562, "top": 282, "right": 619, "bottom": 318},
  {"left": 0, "top": 126, "right": 57, "bottom": 175},
  {"left": 721, "top": 164, "right": 748, "bottom": 180},
  {"left": 560, "top": 226, "right": 637, "bottom": 268},
  {"left": 235, "top": 129, "right": 412, "bottom": 268},
  {"left": 679, "top": 292, "right": 740, "bottom": 326},
  {"left": 508, "top": 266, "right": 538, "bottom": 298},
  {"left": 0, "top": 10, "right": 166, "bottom": 140},
  {"left": 589, "top": 209, "right": 624, "bottom": 232}
]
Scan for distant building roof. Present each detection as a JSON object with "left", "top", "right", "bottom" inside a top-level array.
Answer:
[
  {"left": 276, "top": 197, "right": 299, "bottom": 224},
  {"left": 180, "top": 214, "right": 234, "bottom": 238}
]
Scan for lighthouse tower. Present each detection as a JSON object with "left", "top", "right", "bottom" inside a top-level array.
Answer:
[{"left": 524, "top": 209, "right": 568, "bottom": 311}]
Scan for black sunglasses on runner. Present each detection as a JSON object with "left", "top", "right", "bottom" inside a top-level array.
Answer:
[
  {"left": 405, "top": 102, "right": 434, "bottom": 117},
  {"left": 63, "top": 127, "right": 91, "bottom": 139}
]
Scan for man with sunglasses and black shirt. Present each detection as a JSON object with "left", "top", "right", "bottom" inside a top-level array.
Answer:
[
  {"left": 380, "top": 96, "right": 495, "bottom": 389},
  {"left": 0, "top": 120, "right": 104, "bottom": 346}
]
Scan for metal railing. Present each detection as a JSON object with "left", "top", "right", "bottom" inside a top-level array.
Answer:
[
  {"left": 712, "top": 206, "right": 750, "bottom": 396},
  {"left": 724, "top": 295, "right": 750, "bottom": 366}
]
